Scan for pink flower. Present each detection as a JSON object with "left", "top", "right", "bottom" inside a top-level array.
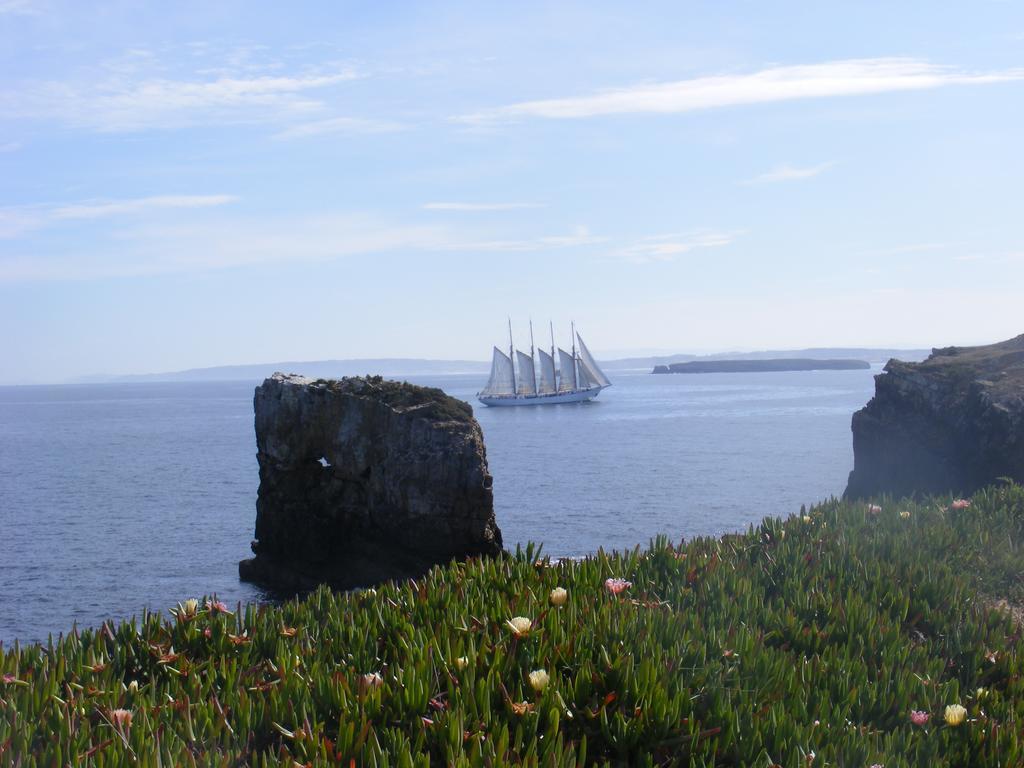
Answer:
[
  {"left": 867, "top": 504, "right": 882, "bottom": 515},
  {"left": 110, "top": 708, "right": 133, "bottom": 729},
  {"left": 605, "top": 578, "right": 632, "bottom": 595},
  {"left": 951, "top": 499, "right": 971, "bottom": 510},
  {"left": 910, "top": 710, "right": 930, "bottom": 725},
  {"left": 205, "top": 599, "right": 229, "bottom": 614},
  {"left": 1, "top": 673, "right": 19, "bottom": 684}
]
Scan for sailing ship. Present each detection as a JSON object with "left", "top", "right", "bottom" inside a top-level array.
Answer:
[{"left": 478, "top": 321, "right": 611, "bottom": 406}]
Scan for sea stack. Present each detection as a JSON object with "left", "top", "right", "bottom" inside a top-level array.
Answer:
[
  {"left": 845, "top": 334, "right": 1024, "bottom": 499},
  {"left": 240, "top": 373, "right": 503, "bottom": 591}
]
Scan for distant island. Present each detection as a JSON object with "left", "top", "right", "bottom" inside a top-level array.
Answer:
[
  {"left": 63, "top": 348, "right": 926, "bottom": 386},
  {"left": 652, "top": 358, "right": 872, "bottom": 374}
]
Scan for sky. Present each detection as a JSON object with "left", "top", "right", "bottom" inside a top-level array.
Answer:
[{"left": 1, "top": 1, "right": 1022, "bottom": 383}]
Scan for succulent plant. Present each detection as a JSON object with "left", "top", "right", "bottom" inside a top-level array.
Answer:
[{"left": 2, "top": 484, "right": 1024, "bottom": 765}]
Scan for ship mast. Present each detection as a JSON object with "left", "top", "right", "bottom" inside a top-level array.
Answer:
[
  {"left": 508, "top": 317, "right": 516, "bottom": 396},
  {"left": 549, "top": 321, "right": 556, "bottom": 391},
  {"left": 571, "top": 320, "right": 579, "bottom": 393},
  {"left": 529, "top": 318, "right": 537, "bottom": 394}
]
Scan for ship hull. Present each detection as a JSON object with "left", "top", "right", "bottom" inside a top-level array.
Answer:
[{"left": 478, "top": 386, "right": 607, "bottom": 407}]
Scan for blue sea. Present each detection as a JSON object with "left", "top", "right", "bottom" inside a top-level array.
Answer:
[{"left": 0, "top": 368, "right": 878, "bottom": 645}]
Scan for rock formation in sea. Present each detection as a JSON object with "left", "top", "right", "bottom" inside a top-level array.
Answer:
[
  {"left": 239, "top": 373, "right": 503, "bottom": 591},
  {"left": 845, "top": 334, "right": 1024, "bottom": 499}
]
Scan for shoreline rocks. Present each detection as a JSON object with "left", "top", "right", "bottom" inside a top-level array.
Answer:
[
  {"left": 845, "top": 334, "right": 1024, "bottom": 499},
  {"left": 239, "top": 373, "right": 503, "bottom": 591}
]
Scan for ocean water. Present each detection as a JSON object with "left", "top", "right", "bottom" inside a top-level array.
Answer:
[{"left": 0, "top": 368, "right": 877, "bottom": 645}]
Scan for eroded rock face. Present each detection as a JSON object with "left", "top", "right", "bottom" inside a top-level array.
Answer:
[
  {"left": 239, "top": 373, "right": 503, "bottom": 591},
  {"left": 845, "top": 334, "right": 1024, "bottom": 499}
]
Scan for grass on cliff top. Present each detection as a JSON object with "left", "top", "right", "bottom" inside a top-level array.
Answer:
[
  {"left": 4, "top": 486, "right": 1024, "bottom": 766},
  {"left": 312, "top": 375, "right": 474, "bottom": 424}
]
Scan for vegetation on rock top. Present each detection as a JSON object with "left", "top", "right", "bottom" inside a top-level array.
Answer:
[
  {"left": 3, "top": 484, "right": 1024, "bottom": 765},
  {"left": 312, "top": 375, "right": 474, "bottom": 424}
]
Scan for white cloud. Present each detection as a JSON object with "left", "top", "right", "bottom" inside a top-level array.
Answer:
[
  {"left": 0, "top": 213, "right": 445, "bottom": 281},
  {"left": 422, "top": 202, "right": 543, "bottom": 211},
  {"left": 442, "top": 226, "right": 605, "bottom": 252},
  {"left": 0, "top": 141, "right": 22, "bottom": 153},
  {"left": 0, "top": 0, "right": 41, "bottom": 14},
  {"left": 619, "top": 232, "right": 735, "bottom": 263},
  {"left": 52, "top": 195, "right": 238, "bottom": 220},
  {"left": 0, "top": 208, "right": 40, "bottom": 239},
  {"left": 0, "top": 213, "right": 606, "bottom": 281},
  {"left": 740, "top": 162, "right": 836, "bottom": 185},
  {"left": 867, "top": 243, "right": 953, "bottom": 256},
  {"left": 0, "top": 194, "right": 237, "bottom": 238},
  {"left": 273, "top": 116, "right": 406, "bottom": 140},
  {"left": 2, "top": 44, "right": 361, "bottom": 132},
  {"left": 457, "top": 58, "right": 1024, "bottom": 123}
]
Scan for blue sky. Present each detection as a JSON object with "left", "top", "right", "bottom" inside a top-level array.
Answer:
[{"left": 1, "top": 1, "right": 1022, "bottom": 383}]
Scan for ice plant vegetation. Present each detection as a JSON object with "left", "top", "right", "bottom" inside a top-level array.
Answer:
[
  {"left": 205, "top": 598, "right": 229, "bottom": 614},
  {"left": 604, "top": 577, "right": 631, "bottom": 595},
  {"left": 2, "top": 486, "right": 1024, "bottom": 765},
  {"left": 528, "top": 669, "right": 550, "bottom": 693},
  {"left": 361, "top": 671, "right": 384, "bottom": 691},
  {"left": 945, "top": 704, "right": 968, "bottom": 726},
  {"left": 505, "top": 615, "right": 532, "bottom": 637}
]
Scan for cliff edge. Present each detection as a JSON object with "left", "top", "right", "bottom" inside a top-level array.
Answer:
[
  {"left": 239, "top": 373, "right": 503, "bottom": 591},
  {"left": 845, "top": 334, "right": 1024, "bottom": 498}
]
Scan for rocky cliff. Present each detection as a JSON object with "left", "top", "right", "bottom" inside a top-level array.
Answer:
[
  {"left": 239, "top": 373, "right": 503, "bottom": 591},
  {"left": 845, "top": 334, "right": 1024, "bottom": 499}
]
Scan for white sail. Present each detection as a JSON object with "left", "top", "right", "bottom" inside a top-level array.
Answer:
[
  {"left": 576, "top": 334, "right": 611, "bottom": 388},
  {"left": 576, "top": 357, "right": 598, "bottom": 389},
  {"left": 537, "top": 349, "right": 556, "bottom": 394},
  {"left": 557, "top": 348, "right": 577, "bottom": 392},
  {"left": 480, "top": 347, "right": 515, "bottom": 396},
  {"left": 516, "top": 350, "right": 537, "bottom": 395}
]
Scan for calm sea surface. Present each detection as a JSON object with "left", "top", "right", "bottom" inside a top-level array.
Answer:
[{"left": 0, "top": 368, "right": 877, "bottom": 644}]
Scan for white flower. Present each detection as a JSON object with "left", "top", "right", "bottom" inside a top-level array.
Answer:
[
  {"left": 900, "top": 510, "right": 911, "bottom": 519},
  {"left": 549, "top": 587, "right": 568, "bottom": 607},
  {"left": 528, "top": 669, "right": 549, "bottom": 692},
  {"left": 506, "top": 616, "right": 532, "bottom": 637},
  {"left": 944, "top": 703, "right": 967, "bottom": 726},
  {"left": 455, "top": 656, "right": 469, "bottom": 671}
]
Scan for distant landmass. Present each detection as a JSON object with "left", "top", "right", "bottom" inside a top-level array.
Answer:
[
  {"left": 73, "top": 347, "right": 930, "bottom": 384},
  {"left": 652, "top": 358, "right": 872, "bottom": 374},
  {"left": 76, "top": 358, "right": 491, "bottom": 384},
  {"left": 612, "top": 347, "right": 930, "bottom": 370}
]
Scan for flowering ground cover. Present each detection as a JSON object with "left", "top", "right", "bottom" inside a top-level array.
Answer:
[{"left": 3, "top": 484, "right": 1024, "bottom": 766}]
